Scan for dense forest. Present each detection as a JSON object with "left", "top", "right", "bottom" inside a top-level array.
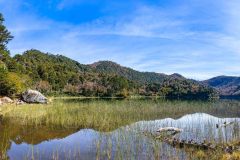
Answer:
[
  {"left": 0, "top": 13, "right": 217, "bottom": 99},
  {"left": 203, "top": 76, "right": 240, "bottom": 96},
  {"left": 90, "top": 61, "right": 168, "bottom": 84}
]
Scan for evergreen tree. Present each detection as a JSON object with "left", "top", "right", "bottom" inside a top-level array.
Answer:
[{"left": 0, "top": 13, "right": 13, "bottom": 51}]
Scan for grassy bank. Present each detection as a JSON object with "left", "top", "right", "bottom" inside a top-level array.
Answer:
[{"left": 0, "top": 99, "right": 240, "bottom": 131}]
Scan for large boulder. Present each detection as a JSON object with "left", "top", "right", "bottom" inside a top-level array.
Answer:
[
  {"left": 0, "top": 97, "right": 13, "bottom": 104},
  {"left": 22, "top": 90, "right": 48, "bottom": 104}
]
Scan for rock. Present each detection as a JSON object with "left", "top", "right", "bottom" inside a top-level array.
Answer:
[
  {"left": 225, "top": 146, "right": 233, "bottom": 154},
  {"left": 22, "top": 90, "right": 48, "bottom": 104},
  {"left": 157, "top": 127, "right": 183, "bottom": 133},
  {"left": 16, "top": 99, "right": 25, "bottom": 105},
  {"left": 0, "top": 97, "right": 13, "bottom": 104},
  {"left": 217, "top": 122, "right": 235, "bottom": 128},
  {"left": 179, "top": 140, "right": 186, "bottom": 148}
]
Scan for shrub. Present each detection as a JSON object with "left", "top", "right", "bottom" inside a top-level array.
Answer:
[{"left": 0, "top": 71, "right": 30, "bottom": 97}]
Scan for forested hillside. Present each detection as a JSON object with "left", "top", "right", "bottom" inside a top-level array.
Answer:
[
  {"left": 90, "top": 61, "right": 168, "bottom": 84},
  {"left": 0, "top": 13, "right": 217, "bottom": 99},
  {"left": 90, "top": 61, "right": 188, "bottom": 84},
  {"left": 204, "top": 76, "right": 240, "bottom": 96}
]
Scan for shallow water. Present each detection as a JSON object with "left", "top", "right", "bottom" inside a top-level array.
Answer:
[{"left": 0, "top": 99, "right": 240, "bottom": 160}]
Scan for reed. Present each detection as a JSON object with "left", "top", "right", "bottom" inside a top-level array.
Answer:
[
  {"left": 0, "top": 99, "right": 239, "bottom": 160},
  {"left": 0, "top": 99, "right": 240, "bottom": 131}
]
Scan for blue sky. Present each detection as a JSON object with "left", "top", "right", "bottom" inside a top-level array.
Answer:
[{"left": 0, "top": 0, "right": 240, "bottom": 80}]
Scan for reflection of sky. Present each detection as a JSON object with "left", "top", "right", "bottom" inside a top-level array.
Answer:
[
  {"left": 7, "top": 113, "right": 240, "bottom": 160},
  {"left": 135, "top": 113, "right": 240, "bottom": 142}
]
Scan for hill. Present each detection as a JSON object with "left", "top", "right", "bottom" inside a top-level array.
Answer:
[
  {"left": 203, "top": 76, "right": 240, "bottom": 96},
  {"left": 89, "top": 61, "right": 189, "bottom": 84},
  {"left": 2, "top": 50, "right": 216, "bottom": 99},
  {"left": 13, "top": 49, "right": 92, "bottom": 89},
  {"left": 0, "top": 12, "right": 217, "bottom": 99},
  {"left": 89, "top": 61, "right": 217, "bottom": 99},
  {"left": 90, "top": 61, "right": 168, "bottom": 84}
]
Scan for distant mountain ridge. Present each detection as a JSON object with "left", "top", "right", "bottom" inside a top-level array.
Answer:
[{"left": 203, "top": 76, "right": 240, "bottom": 96}]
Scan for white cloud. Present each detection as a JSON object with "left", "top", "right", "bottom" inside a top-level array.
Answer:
[{"left": 1, "top": 0, "right": 240, "bottom": 80}]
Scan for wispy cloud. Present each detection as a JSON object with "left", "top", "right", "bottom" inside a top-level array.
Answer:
[
  {"left": 0, "top": 0, "right": 240, "bottom": 80},
  {"left": 57, "top": 0, "right": 83, "bottom": 10}
]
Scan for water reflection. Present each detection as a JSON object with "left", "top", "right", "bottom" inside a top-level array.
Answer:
[{"left": 1, "top": 113, "right": 239, "bottom": 160}]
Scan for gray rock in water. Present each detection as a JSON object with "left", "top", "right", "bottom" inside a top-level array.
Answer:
[
  {"left": 22, "top": 90, "right": 48, "bottom": 104},
  {"left": 0, "top": 97, "right": 13, "bottom": 104}
]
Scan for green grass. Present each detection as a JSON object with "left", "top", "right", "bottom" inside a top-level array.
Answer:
[{"left": 0, "top": 99, "right": 240, "bottom": 131}]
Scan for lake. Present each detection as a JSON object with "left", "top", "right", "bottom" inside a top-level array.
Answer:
[{"left": 0, "top": 99, "right": 240, "bottom": 160}]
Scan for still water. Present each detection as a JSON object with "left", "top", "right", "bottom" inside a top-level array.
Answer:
[{"left": 0, "top": 99, "right": 240, "bottom": 160}]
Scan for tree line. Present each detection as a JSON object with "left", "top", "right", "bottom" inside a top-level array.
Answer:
[{"left": 0, "top": 13, "right": 218, "bottom": 99}]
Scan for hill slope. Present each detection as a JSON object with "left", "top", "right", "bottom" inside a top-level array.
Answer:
[
  {"left": 90, "top": 61, "right": 169, "bottom": 84},
  {"left": 13, "top": 49, "right": 93, "bottom": 89},
  {"left": 0, "top": 12, "right": 217, "bottom": 99},
  {"left": 89, "top": 61, "right": 188, "bottom": 84},
  {"left": 203, "top": 76, "right": 240, "bottom": 96},
  {"left": 89, "top": 61, "right": 218, "bottom": 98},
  {"left": 0, "top": 49, "right": 218, "bottom": 99}
]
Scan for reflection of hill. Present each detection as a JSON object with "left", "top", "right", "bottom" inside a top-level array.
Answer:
[
  {"left": 1, "top": 108, "right": 239, "bottom": 145},
  {"left": 133, "top": 113, "right": 240, "bottom": 128},
  {"left": 0, "top": 99, "right": 240, "bottom": 153},
  {"left": 2, "top": 112, "right": 239, "bottom": 146},
  {"left": 0, "top": 121, "right": 79, "bottom": 157},
  {"left": 1, "top": 112, "right": 240, "bottom": 160}
]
